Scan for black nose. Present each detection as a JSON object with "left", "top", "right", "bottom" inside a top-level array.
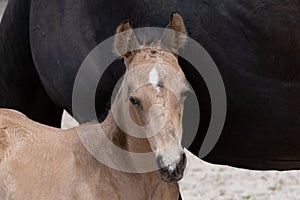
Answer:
[{"left": 156, "top": 152, "right": 187, "bottom": 182}]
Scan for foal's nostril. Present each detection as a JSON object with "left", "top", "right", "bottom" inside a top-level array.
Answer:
[
  {"left": 178, "top": 152, "right": 187, "bottom": 170},
  {"left": 156, "top": 155, "right": 164, "bottom": 169}
]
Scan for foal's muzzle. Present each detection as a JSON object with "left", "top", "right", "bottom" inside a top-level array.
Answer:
[{"left": 156, "top": 152, "right": 187, "bottom": 182}]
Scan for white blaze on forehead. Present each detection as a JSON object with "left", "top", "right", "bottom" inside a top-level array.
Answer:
[{"left": 149, "top": 67, "right": 160, "bottom": 92}]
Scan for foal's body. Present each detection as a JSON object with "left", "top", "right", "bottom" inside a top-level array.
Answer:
[{"left": 0, "top": 109, "right": 178, "bottom": 200}]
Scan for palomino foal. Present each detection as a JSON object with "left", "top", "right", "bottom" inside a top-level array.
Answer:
[{"left": 0, "top": 13, "right": 188, "bottom": 200}]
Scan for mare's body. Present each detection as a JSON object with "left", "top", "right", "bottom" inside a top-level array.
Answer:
[{"left": 0, "top": 0, "right": 299, "bottom": 170}]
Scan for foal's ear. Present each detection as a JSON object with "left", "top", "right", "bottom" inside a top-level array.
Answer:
[
  {"left": 114, "top": 20, "right": 140, "bottom": 58},
  {"left": 161, "top": 12, "right": 187, "bottom": 51}
]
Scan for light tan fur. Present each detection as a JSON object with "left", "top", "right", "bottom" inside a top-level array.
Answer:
[{"left": 0, "top": 110, "right": 179, "bottom": 200}]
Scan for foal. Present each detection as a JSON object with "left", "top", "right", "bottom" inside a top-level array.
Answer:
[{"left": 0, "top": 13, "right": 189, "bottom": 200}]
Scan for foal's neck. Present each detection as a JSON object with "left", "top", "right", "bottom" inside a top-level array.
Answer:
[{"left": 101, "top": 111, "right": 152, "bottom": 153}]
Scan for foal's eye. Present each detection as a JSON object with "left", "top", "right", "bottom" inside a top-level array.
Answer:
[{"left": 129, "top": 96, "right": 140, "bottom": 106}]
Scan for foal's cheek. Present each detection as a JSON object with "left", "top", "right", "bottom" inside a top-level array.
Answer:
[
  {"left": 128, "top": 106, "right": 142, "bottom": 126},
  {"left": 128, "top": 104, "right": 149, "bottom": 127}
]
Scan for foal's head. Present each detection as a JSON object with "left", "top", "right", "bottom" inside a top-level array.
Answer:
[{"left": 113, "top": 13, "right": 188, "bottom": 182}]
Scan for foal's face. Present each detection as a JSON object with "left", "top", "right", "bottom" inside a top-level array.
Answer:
[
  {"left": 126, "top": 49, "right": 188, "bottom": 182},
  {"left": 114, "top": 12, "right": 188, "bottom": 182}
]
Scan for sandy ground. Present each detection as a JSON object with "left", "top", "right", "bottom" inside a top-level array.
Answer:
[{"left": 1, "top": 2, "right": 300, "bottom": 199}]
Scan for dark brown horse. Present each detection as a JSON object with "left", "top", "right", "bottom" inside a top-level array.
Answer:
[{"left": 0, "top": 0, "right": 299, "bottom": 173}]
